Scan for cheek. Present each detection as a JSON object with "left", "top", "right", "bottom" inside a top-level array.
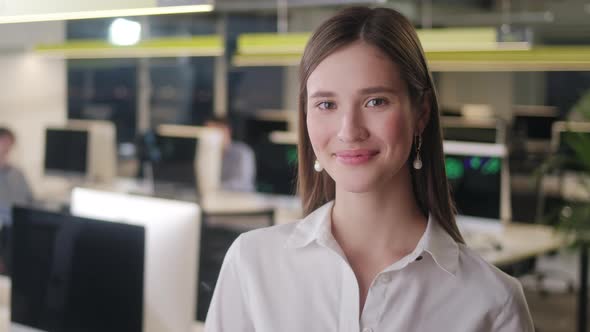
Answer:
[
  {"left": 306, "top": 112, "right": 331, "bottom": 154},
  {"left": 376, "top": 111, "right": 414, "bottom": 147}
]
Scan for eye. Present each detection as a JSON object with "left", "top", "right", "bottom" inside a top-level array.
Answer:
[
  {"left": 317, "top": 101, "right": 336, "bottom": 110},
  {"left": 365, "top": 98, "right": 387, "bottom": 108}
]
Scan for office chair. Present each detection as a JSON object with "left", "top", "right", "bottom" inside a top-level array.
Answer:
[{"left": 196, "top": 208, "right": 275, "bottom": 321}]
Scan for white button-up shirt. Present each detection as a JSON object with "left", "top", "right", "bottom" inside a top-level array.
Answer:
[{"left": 205, "top": 201, "right": 534, "bottom": 332}]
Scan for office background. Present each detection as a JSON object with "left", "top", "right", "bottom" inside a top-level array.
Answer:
[{"left": 1, "top": 0, "right": 590, "bottom": 331}]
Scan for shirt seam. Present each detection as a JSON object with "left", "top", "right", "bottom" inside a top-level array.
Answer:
[
  {"left": 491, "top": 284, "right": 515, "bottom": 330},
  {"left": 233, "top": 235, "right": 256, "bottom": 328}
]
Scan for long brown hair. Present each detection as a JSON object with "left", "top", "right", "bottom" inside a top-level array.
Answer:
[{"left": 296, "top": 6, "right": 464, "bottom": 244}]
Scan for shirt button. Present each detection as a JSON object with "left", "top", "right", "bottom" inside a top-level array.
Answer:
[
  {"left": 362, "top": 328, "right": 373, "bottom": 332},
  {"left": 380, "top": 274, "right": 391, "bottom": 284}
]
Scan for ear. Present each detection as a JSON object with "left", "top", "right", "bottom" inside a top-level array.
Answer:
[{"left": 415, "top": 92, "right": 431, "bottom": 135}]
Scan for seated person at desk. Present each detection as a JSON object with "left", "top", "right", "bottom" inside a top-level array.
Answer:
[
  {"left": 205, "top": 7, "right": 533, "bottom": 332},
  {"left": 206, "top": 116, "right": 256, "bottom": 192},
  {"left": 0, "top": 127, "right": 31, "bottom": 275},
  {"left": 0, "top": 127, "right": 33, "bottom": 209}
]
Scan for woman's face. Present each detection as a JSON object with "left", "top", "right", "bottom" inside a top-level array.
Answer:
[{"left": 306, "top": 41, "right": 426, "bottom": 193}]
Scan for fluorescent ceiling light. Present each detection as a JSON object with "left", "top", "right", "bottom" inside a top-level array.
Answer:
[
  {"left": 109, "top": 18, "right": 142, "bottom": 46},
  {"left": 34, "top": 36, "right": 224, "bottom": 59},
  {"left": 0, "top": 4, "right": 213, "bottom": 24}
]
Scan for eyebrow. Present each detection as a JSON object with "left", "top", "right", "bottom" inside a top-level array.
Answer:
[
  {"left": 308, "top": 86, "right": 399, "bottom": 99},
  {"left": 308, "top": 91, "right": 336, "bottom": 99},
  {"left": 359, "top": 86, "right": 399, "bottom": 95}
]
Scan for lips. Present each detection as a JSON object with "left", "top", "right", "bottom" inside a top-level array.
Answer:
[{"left": 333, "top": 149, "right": 379, "bottom": 165}]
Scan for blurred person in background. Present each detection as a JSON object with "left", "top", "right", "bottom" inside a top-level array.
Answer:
[
  {"left": 0, "top": 127, "right": 32, "bottom": 275},
  {"left": 0, "top": 126, "right": 33, "bottom": 209},
  {"left": 206, "top": 116, "right": 256, "bottom": 192}
]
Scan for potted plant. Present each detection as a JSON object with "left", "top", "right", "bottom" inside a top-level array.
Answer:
[{"left": 537, "top": 88, "right": 590, "bottom": 332}]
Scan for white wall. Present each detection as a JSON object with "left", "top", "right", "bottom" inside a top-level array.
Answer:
[
  {"left": 0, "top": 21, "right": 66, "bottom": 196},
  {"left": 438, "top": 72, "right": 514, "bottom": 121},
  {"left": 513, "top": 72, "right": 546, "bottom": 106}
]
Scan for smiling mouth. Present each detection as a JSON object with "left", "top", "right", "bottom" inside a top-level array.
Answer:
[{"left": 333, "top": 150, "right": 379, "bottom": 165}]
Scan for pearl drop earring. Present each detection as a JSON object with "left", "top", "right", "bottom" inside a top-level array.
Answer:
[
  {"left": 314, "top": 160, "right": 323, "bottom": 172},
  {"left": 413, "top": 134, "right": 423, "bottom": 170}
]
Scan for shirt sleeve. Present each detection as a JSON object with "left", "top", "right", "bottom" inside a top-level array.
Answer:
[
  {"left": 491, "top": 281, "right": 535, "bottom": 332},
  {"left": 17, "top": 169, "right": 34, "bottom": 204},
  {"left": 204, "top": 236, "right": 255, "bottom": 332}
]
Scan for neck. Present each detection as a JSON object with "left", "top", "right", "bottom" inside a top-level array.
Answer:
[{"left": 331, "top": 166, "right": 427, "bottom": 256}]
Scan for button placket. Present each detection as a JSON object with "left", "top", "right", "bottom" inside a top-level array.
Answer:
[{"left": 361, "top": 277, "right": 387, "bottom": 332}]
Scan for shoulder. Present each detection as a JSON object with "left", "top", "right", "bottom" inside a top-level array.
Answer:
[
  {"left": 229, "top": 141, "right": 254, "bottom": 155},
  {"left": 3, "top": 165, "right": 25, "bottom": 179},
  {"left": 225, "top": 142, "right": 255, "bottom": 164},
  {"left": 456, "top": 244, "right": 524, "bottom": 304},
  {"left": 226, "top": 218, "right": 315, "bottom": 273},
  {"left": 235, "top": 221, "right": 300, "bottom": 256}
]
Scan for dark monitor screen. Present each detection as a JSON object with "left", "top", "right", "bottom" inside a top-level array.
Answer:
[
  {"left": 255, "top": 142, "right": 297, "bottom": 196},
  {"left": 44, "top": 129, "right": 88, "bottom": 175},
  {"left": 11, "top": 207, "right": 145, "bottom": 332},
  {"left": 152, "top": 135, "right": 198, "bottom": 188},
  {"left": 445, "top": 154, "right": 501, "bottom": 219},
  {"left": 513, "top": 115, "right": 557, "bottom": 140},
  {"left": 442, "top": 127, "right": 497, "bottom": 143},
  {"left": 244, "top": 118, "right": 288, "bottom": 147}
]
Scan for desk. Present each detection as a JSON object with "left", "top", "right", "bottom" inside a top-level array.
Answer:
[
  {"left": 35, "top": 177, "right": 303, "bottom": 225},
  {"left": 0, "top": 222, "right": 565, "bottom": 332},
  {"left": 467, "top": 223, "right": 565, "bottom": 266}
]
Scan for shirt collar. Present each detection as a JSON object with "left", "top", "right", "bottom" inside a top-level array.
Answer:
[
  {"left": 285, "top": 200, "right": 334, "bottom": 249},
  {"left": 417, "top": 214, "right": 460, "bottom": 276},
  {"left": 285, "top": 201, "right": 460, "bottom": 276}
]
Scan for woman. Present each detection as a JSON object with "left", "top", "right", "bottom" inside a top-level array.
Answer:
[{"left": 205, "top": 7, "right": 533, "bottom": 331}]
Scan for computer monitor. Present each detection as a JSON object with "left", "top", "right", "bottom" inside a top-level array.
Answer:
[
  {"left": 442, "top": 127, "right": 498, "bottom": 143},
  {"left": 69, "top": 188, "right": 200, "bottom": 332},
  {"left": 156, "top": 125, "right": 224, "bottom": 196},
  {"left": 441, "top": 116, "right": 503, "bottom": 144},
  {"left": 43, "top": 121, "right": 117, "bottom": 184},
  {"left": 513, "top": 105, "right": 558, "bottom": 140},
  {"left": 445, "top": 154, "right": 501, "bottom": 219},
  {"left": 151, "top": 134, "right": 199, "bottom": 196},
  {"left": 255, "top": 141, "right": 298, "bottom": 196},
  {"left": 44, "top": 129, "right": 89, "bottom": 178},
  {"left": 443, "top": 141, "right": 510, "bottom": 230},
  {"left": 551, "top": 121, "right": 590, "bottom": 172},
  {"left": 514, "top": 115, "right": 557, "bottom": 140},
  {"left": 11, "top": 206, "right": 145, "bottom": 332},
  {"left": 244, "top": 117, "right": 288, "bottom": 148}
]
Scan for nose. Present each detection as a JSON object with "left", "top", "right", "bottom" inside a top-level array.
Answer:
[{"left": 337, "top": 108, "right": 369, "bottom": 143}]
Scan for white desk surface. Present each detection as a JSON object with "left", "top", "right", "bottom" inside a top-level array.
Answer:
[
  {"left": 34, "top": 177, "right": 304, "bottom": 226},
  {"left": 467, "top": 222, "right": 566, "bottom": 266}
]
